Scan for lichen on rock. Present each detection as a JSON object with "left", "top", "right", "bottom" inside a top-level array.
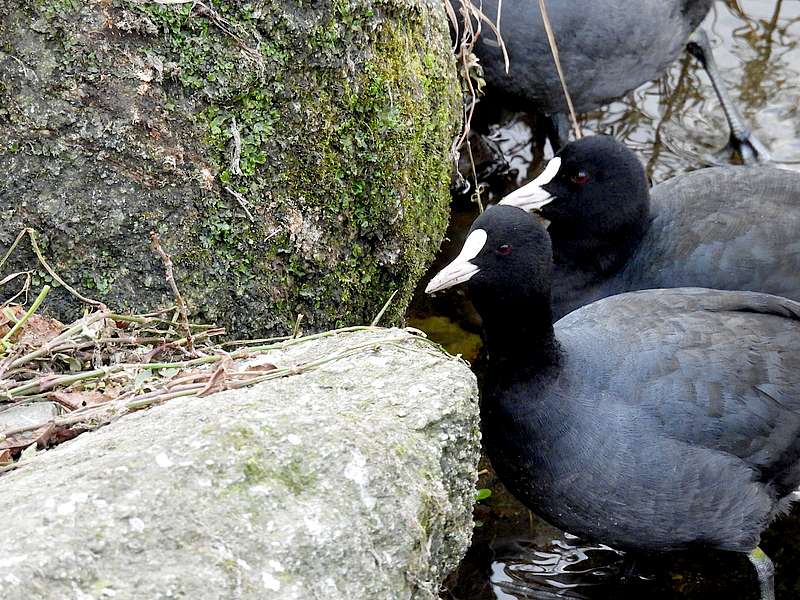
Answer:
[
  {"left": 0, "top": 328, "right": 480, "bottom": 599},
  {"left": 0, "top": 0, "right": 460, "bottom": 336}
]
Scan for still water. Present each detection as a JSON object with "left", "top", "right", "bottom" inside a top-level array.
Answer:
[{"left": 407, "top": 1, "right": 800, "bottom": 598}]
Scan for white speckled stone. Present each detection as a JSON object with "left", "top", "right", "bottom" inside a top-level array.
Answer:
[{"left": 0, "top": 329, "right": 480, "bottom": 600}]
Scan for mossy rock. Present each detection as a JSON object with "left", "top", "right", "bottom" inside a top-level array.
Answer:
[
  {"left": 0, "top": 0, "right": 460, "bottom": 336},
  {"left": 0, "top": 329, "right": 481, "bottom": 599}
]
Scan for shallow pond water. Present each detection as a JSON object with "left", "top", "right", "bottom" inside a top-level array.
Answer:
[{"left": 407, "top": 1, "right": 800, "bottom": 598}]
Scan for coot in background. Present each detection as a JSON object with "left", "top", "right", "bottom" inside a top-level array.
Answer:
[
  {"left": 453, "top": 0, "right": 766, "bottom": 160},
  {"left": 426, "top": 204, "right": 800, "bottom": 600},
  {"left": 500, "top": 135, "right": 800, "bottom": 320}
]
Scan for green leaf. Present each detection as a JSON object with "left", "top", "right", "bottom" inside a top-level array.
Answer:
[{"left": 475, "top": 488, "right": 492, "bottom": 502}]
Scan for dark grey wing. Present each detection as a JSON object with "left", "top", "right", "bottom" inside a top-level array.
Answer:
[
  {"left": 683, "top": 0, "right": 715, "bottom": 29},
  {"left": 470, "top": 0, "right": 696, "bottom": 113},
  {"left": 619, "top": 167, "right": 800, "bottom": 302},
  {"left": 558, "top": 287, "right": 800, "bottom": 496}
]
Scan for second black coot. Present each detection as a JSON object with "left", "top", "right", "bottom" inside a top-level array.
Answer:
[
  {"left": 426, "top": 204, "right": 800, "bottom": 600},
  {"left": 464, "top": 0, "right": 709, "bottom": 114},
  {"left": 455, "top": 0, "right": 765, "bottom": 159},
  {"left": 500, "top": 135, "right": 800, "bottom": 320}
]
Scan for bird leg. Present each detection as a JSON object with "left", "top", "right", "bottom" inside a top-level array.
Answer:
[
  {"left": 748, "top": 547, "right": 775, "bottom": 600},
  {"left": 544, "top": 112, "right": 571, "bottom": 155},
  {"left": 618, "top": 552, "right": 639, "bottom": 583},
  {"left": 686, "top": 28, "right": 770, "bottom": 164}
]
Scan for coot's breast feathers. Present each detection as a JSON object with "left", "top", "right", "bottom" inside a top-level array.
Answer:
[{"left": 557, "top": 288, "right": 800, "bottom": 499}]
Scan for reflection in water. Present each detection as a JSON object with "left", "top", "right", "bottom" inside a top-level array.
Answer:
[
  {"left": 583, "top": 0, "right": 800, "bottom": 182},
  {"left": 484, "top": 531, "right": 771, "bottom": 600},
  {"left": 491, "top": 537, "right": 625, "bottom": 600},
  {"left": 409, "top": 1, "right": 800, "bottom": 599}
]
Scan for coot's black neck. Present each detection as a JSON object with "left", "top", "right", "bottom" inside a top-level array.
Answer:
[
  {"left": 477, "top": 291, "right": 564, "bottom": 518},
  {"left": 548, "top": 212, "right": 649, "bottom": 277},
  {"left": 476, "top": 291, "right": 561, "bottom": 380}
]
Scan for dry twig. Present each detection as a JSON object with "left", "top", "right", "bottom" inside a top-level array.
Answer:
[
  {"left": 0, "top": 326, "right": 449, "bottom": 456},
  {"left": 224, "top": 186, "right": 255, "bottom": 222},
  {"left": 537, "top": 0, "right": 582, "bottom": 139},
  {"left": 450, "top": 0, "right": 510, "bottom": 161},
  {"left": 0, "top": 226, "right": 462, "bottom": 473},
  {"left": 229, "top": 117, "right": 243, "bottom": 176},
  {"left": 149, "top": 232, "right": 195, "bottom": 353}
]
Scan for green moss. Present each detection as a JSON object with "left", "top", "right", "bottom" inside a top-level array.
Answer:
[
  {"left": 225, "top": 428, "right": 317, "bottom": 495},
  {"left": 228, "top": 450, "right": 318, "bottom": 496},
  {"left": 2, "top": 0, "right": 459, "bottom": 337},
  {"left": 83, "top": 273, "right": 114, "bottom": 295},
  {"left": 34, "top": 0, "right": 81, "bottom": 18},
  {"left": 415, "top": 490, "right": 444, "bottom": 542},
  {"left": 312, "top": 22, "right": 455, "bottom": 324},
  {"left": 228, "top": 427, "right": 255, "bottom": 451},
  {"left": 242, "top": 454, "right": 270, "bottom": 485},
  {"left": 220, "top": 558, "right": 238, "bottom": 575},
  {"left": 182, "top": 3, "right": 451, "bottom": 332}
]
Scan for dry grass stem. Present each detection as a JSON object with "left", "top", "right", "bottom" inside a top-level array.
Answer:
[
  {"left": 466, "top": 139, "right": 484, "bottom": 212},
  {"left": 0, "top": 225, "right": 459, "bottom": 467},
  {"left": 229, "top": 117, "right": 243, "bottom": 176},
  {"left": 537, "top": 0, "right": 582, "bottom": 139},
  {"left": 224, "top": 186, "right": 255, "bottom": 222},
  {"left": 370, "top": 290, "right": 398, "bottom": 326},
  {"left": 0, "top": 326, "right": 451, "bottom": 465},
  {"left": 449, "top": 0, "right": 510, "bottom": 163},
  {"left": 26, "top": 228, "right": 105, "bottom": 307},
  {"left": 149, "top": 231, "right": 195, "bottom": 353}
]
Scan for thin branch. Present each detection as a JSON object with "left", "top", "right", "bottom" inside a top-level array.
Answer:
[
  {"left": 370, "top": 290, "right": 398, "bottom": 326},
  {"left": 224, "top": 186, "right": 255, "bottom": 222},
  {"left": 149, "top": 232, "right": 194, "bottom": 354},
  {"left": 27, "top": 229, "right": 105, "bottom": 306},
  {"left": 538, "top": 0, "right": 582, "bottom": 139},
  {"left": 0, "top": 285, "right": 50, "bottom": 351},
  {"left": 229, "top": 117, "right": 242, "bottom": 176}
]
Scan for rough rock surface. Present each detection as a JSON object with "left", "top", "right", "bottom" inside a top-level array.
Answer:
[
  {"left": 0, "top": 0, "right": 460, "bottom": 336},
  {"left": 0, "top": 328, "right": 480, "bottom": 600}
]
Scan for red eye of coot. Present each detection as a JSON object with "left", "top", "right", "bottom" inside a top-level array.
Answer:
[
  {"left": 571, "top": 171, "right": 590, "bottom": 185},
  {"left": 497, "top": 244, "right": 513, "bottom": 256}
]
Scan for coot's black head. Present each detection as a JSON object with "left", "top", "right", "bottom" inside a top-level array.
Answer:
[
  {"left": 425, "top": 205, "right": 553, "bottom": 317},
  {"left": 500, "top": 136, "right": 650, "bottom": 242}
]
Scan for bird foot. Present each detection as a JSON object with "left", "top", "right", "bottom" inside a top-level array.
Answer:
[
  {"left": 727, "top": 130, "right": 771, "bottom": 165},
  {"left": 748, "top": 547, "right": 775, "bottom": 600}
]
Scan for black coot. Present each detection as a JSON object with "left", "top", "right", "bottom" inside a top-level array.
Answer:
[
  {"left": 454, "top": 0, "right": 765, "bottom": 160},
  {"left": 499, "top": 135, "right": 800, "bottom": 320},
  {"left": 426, "top": 204, "right": 800, "bottom": 599}
]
